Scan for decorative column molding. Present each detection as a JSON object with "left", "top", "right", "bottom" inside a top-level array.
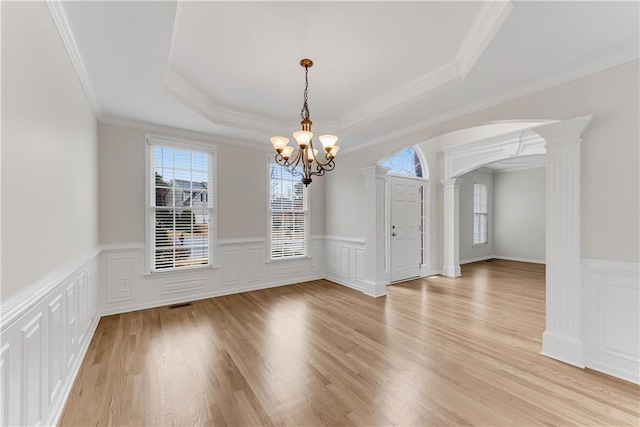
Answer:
[
  {"left": 360, "top": 165, "right": 390, "bottom": 297},
  {"left": 441, "top": 178, "right": 464, "bottom": 277},
  {"left": 534, "top": 114, "right": 594, "bottom": 368}
]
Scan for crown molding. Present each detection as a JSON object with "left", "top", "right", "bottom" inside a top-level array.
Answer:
[
  {"left": 164, "top": 68, "right": 291, "bottom": 135},
  {"left": 166, "top": 1, "right": 511, "bottom": 137},
  {"left": 45, "top": 0, "right": 102, "bottom": 117},
  {"left": 342, "top": 49, "right": 638, "bottom": 155},
  {"left": 339, "top": 1, "right": 513, "bottom": 132},
  {"left": 98, "top": 116, "right": 272, "bottom": 152},
  {"left": 457, "top": 1, "right": 514, "bottom": 79}
]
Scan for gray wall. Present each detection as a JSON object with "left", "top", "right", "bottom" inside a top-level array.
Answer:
[
  {"left": 1, "top": 2, "right": 98, "bottom": 299},
  {"left": 98, "top": 123, "right": 326, "bottom": 245},
  {"left": 494, "top": 168, "right": 546, "bottom": 262}
]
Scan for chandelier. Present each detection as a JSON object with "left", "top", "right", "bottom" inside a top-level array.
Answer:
[{"left": 270, "top": 59, "right": 340, "bottom": 186}]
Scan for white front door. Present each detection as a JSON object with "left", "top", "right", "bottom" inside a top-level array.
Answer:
[{"left": 390, "top": 176, "right": 421, "bottom": 282}]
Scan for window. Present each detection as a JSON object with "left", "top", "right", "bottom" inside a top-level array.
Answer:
[
  {"left": 473, "top": 183, "right": 488, "bottom": 245},
  {"left": 381, "top": 146, "right": 423, "bottom": 177},
  {"left": 149, "top": 142, "right": 214, "bottom": 271},
  {"left": 269, "top": 162, "right": 308, "bottom": 259}
]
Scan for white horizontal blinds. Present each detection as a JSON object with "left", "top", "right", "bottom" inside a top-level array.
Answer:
[
  {"left": 473, "top": 183, "right": 488, "bottom": 245},
  {"left": 269, "top": 163, "right": 307, "bottom": 259},
  {"left": 152, "top": 145, "right": 211, "bottom": 271}
]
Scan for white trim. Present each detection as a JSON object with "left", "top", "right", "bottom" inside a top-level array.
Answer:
[
  {"left": 323, "top": 236, "right": 366, "bottom": 245},
  {"left": 99, "top": 275, "right": 324, "bottom": 317},
  {"left": 582, "top": 258, "right": 639, "bottom": 279},
  {"left": 583, "top": 259, "right": 639, "bottom": 384},
  {"left": 165, "top": 68, "right": 298, "bottom": 136},
  {"left": 0, "top": 247, "right": 100, "bottom": 332},
  {"left": 98, "top": 116, "right": 268, "bottom": 152},
  {"left": 0, "top": 249, "right": 100, "bottom": 426},
  {"left": 100, "top": 243, "right": 144, "bottom": 253},
  {"left": 267, "top": 159, "right": 311, "bottom": 261},
  {"left": 49, "top": 316, "right": 99, "bottom": 426},
  {"left": 145, "top": 133, "right": 218, "bottom": 154},
  {"left": 342, "top": 50, "right": 637, "bottom": 155},
  {"left": 340, "top": 1, "right": 513, "bottom": 132},
  {"left": 45, "top": 1, "right": 102, "bottom": 117},
  {"left": 493, "top": 255, "right": 545, "bottom": 264},
  {"left": 144, "top": 136, "right": 218, "bottom": 273},
  {"left": 457, "top": 1, "right": 514, "bottom": 79},
  {"left": 460, "top": 256, "right": 494, "bottom": 265},
  {"left": 322, "top": 277, "right": 363, "bottom": 293}
]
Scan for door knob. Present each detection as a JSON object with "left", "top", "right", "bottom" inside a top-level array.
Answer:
[{"left": 392, "top": 232, "right": 397, "bottom": 236}]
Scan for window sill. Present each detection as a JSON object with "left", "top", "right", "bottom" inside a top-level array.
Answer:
[
  {"left": 265, "top": 256, "right": 313, "bottom": 264},
  {"left": 143, "top": 264, "right": 218, "bottom": 277},
  {"left": 472, "top": 243, "right": 489, "bottom": 248}
]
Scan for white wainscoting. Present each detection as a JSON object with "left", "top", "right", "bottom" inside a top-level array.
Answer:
[
  {"left": 0, "top": 248, "right": 100, "bottom": 426},
  {"left": 325, "top": 236, "right": 367, "bottom": 292},
  {"left": 100, "top": 237, "right": 324, "bottom": 315},
  {"left": 583, "top": 259, "right": 640, "bottom": 384}
]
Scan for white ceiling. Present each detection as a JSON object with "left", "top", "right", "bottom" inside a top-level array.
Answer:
[{"left": 58, "top": 1, "right": 639, "bottom": 152}]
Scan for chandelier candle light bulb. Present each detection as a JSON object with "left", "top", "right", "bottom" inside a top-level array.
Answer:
[{"left": 270, "top": 58, "right": 340, "bottom": 186}]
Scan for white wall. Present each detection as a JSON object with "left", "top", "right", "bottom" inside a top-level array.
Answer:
[
  {"left": 325, "top": 60, "right": 639, "bottom": 266},
  {"left": 458, "top": 169, "right": 494, "bottom": 263},
  {"left": 493, "top": 168, "right": 545, "bottom": 262},
  {"left": 1, "top": 1, "right": 98, "bottom": 300}
]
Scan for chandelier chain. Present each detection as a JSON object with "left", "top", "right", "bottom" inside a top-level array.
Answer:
[{"left": 300, "top": 65, "right": 310, "bottom": 120}]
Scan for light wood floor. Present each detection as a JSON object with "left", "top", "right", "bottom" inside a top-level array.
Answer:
[{"left": 60, "top": 260, "right": 639, "bottom": 426}]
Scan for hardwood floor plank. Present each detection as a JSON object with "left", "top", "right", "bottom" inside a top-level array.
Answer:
[{"left": 59, "top": 260, "right": 639, "bottom": 426}]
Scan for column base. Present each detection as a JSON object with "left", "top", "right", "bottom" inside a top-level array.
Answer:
[
  {"left": 363, "top": 281, "right": 387, "bottom": 297},
  {"left": 541, "top": 330, "right": 585, "bottom": 368},
  {"left": 442, "top": 264, "right": 461, "bottom": 277}
]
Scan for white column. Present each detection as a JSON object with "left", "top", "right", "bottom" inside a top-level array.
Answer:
[
  {"left": 360, "top": 165, "right": 390, "bottom": 297},
  {"left": 441, "top": 178, "right": 464, "bottom": 277},
  {"left": 534, "top": 115, "right": 594, "bottom": 368}
]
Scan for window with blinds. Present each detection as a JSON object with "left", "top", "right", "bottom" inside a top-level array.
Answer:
[
  {"left": 150, "top": 144, "right": 213, "bottom": 271},
  {"left": 473, "top": 183, "right": 488, "bottom": 245},
  {"left": 269, "top": 163, "right": 308, "bottom": 259}
]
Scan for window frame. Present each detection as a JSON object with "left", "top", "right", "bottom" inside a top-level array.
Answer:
[
  {"left": 267, "top": 157, "right": 310, "bottom": 261},
  {"left": 473, "top": 182, "right": 488, "bottom": 246},
  {"left": 144, "top": 134, "right": 217, "bottom": 274}
]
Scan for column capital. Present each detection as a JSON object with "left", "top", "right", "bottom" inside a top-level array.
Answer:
[
  {"left": 360, "top": 165, "right": 390, "bottom": 178},
  {"left": 534, "top": 114, "right": 595, "bottom": 147},
  {"left": 440, "top": 178, "right": 464, "bottom": 189}
]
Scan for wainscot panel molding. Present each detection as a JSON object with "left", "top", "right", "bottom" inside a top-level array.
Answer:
[
  {"left": 0, "top": 248, "right": 100, "bottom": 426},
  {"left": 583, "top": 259, "right": 640, "bottom": 384},
  {"left": 99, "top": 239, "right": 324, "bottom": 316},
  {"left": 324, "top": 236, "right": 367, "bottom": 293}
]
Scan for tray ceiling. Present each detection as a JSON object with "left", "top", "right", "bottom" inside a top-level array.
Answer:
[{"left": 56, "top": 1, "right": 639, "bottom": 151}]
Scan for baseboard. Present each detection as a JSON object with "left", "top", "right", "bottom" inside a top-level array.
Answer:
[
  {"left": 541, "top": 330, "right": 585, "bottom": 368},
  {"left": 323, "top": 276, "right": 364, "bottom": 293},
  {"left": 460, "top": 256, "right": 494, "bottom": 265},
  {"left": 100, "top": 274, "right": 324, "bottom": 316},
  {"left": 493, "top": 255, "right": 546, "bottom": 264},
  {"left": 585, "top": 358, "right": 640, "bottom": 385}
]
